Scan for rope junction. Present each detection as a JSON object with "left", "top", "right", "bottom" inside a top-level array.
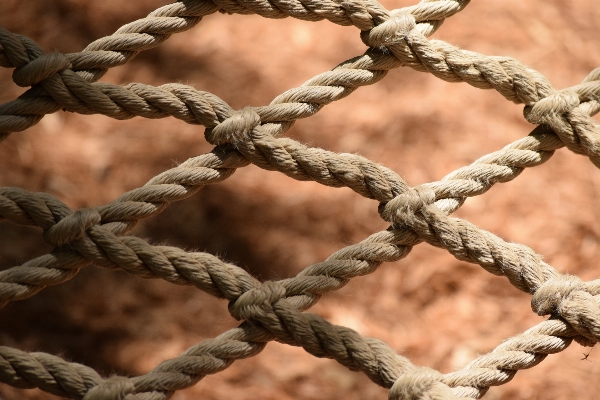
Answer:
[{"left": 1, "top": 0, "right": 600, "bottom": 398}]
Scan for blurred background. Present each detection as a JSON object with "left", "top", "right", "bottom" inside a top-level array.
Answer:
[{"left": 1, "top": 0, "right": 600, "bottom": 399}]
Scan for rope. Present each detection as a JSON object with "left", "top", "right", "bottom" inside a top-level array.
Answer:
[
  {"left": 0, "top": 118, "right": 576, "bottom": 305},
  {"left": 1, "top": 0, "right": 600, "bottom": 398},
  {"left": 1, "top": 91, "right": 600, "bottom": 398},
  {"left": 2, "top": 123, "right": 599, "bottom": 397},
  {"left": 0, "top": 272, "right": 589, "bottom": 400},
  {"left": 3, "top": 9, "right": 599, "bottom": 164},
  {"left": 0, "top": 0, "right": 468, "bottom": 141}
]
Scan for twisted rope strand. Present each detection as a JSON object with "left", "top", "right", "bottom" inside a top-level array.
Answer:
[
  {"left": 524, "top": 69, "right": 600, "bottom": 167},
  {"left": 2, "top": 243, "right": 592, "bottom": 400},
  {"left": 0, "top": 310, "right": 442, "bottom": 400},
  {"left": 1, "top": 84, "right": 597, "bottom": 307},
  {"left": 0, "top": 122, "right": 552, "bottom": 304},
  {"left": 0, "top": 0, "right": 470, "bottom": 73},
  {"left": 1, "top": 298, "right": 587, "bottom": 400},
  {"left": 3, "top": 19, "right": 599, "bottom": 170},
  {"left": 0, "top": 203, "right": 416, "bottom": 310},
  {"left": 1, "top": 52, "right": 598, "bottom": 241},
  {"left": 0, "top": 0, "right": 467, "bottom": 141},
  {"left": 0, "top": 142, "right": 408, "bottom": 306},
  {"left": 2, "top": 73, "right": 599, "bottom": 400},
  {"left": 442, "top": 318, "right": 578, "bottom": 399},
  {"left": 0, "top": 65, "right": 413, "bottom": 303},
  {"left": 2, "top": 0, "right": 599, "bottom": 398},
  {"left": 358, "top": 12, "right": 600, "bottom": 164},
  {"left": 3, "top": 94, "right": 595, "bottom": 398},
  {"left": 2, "top": 66, "right": 598, "bottom": 261},
  {"left": 2, "top": 113, "right": 596, "bottom": 400}
]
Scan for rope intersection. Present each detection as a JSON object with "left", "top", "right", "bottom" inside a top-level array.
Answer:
[{"left": 1, "top": 0, "right": 600, "bottom": 398}]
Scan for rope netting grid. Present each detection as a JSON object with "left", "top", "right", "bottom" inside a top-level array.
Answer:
[{"left": 1, "top": 0, "right": 600, "bottom": 399}]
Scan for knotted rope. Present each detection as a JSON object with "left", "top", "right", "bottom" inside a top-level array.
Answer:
[
  {"left": 1, "top": 0, "right": 600, "bottom": 399},
  {"left": 0, "top": 0, "right": 467, "bottom": 141}
]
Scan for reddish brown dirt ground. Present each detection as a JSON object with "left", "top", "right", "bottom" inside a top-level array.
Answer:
[{"left": 1, "top": 1, "right": 600, "bottom": 399}]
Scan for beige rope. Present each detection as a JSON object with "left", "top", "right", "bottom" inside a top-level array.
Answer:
[
  {"left": 0, "top": 314, "right": 581, "bottom": 399},
  {"left": 4, "top": 82, "right": 595, "bottom": 306},
  {"left": 0, "top": 225, "right": 585, "bottom": 400},
  {"left": 3, "top": 7, "right": 599, "bottom": 168},
  {"left": 1, "top": 82, "right": 600, "bottom": 400},
  {"left": 1, "top": 122, "right": 599, "bottom": 398},
  {"left": 1, "top": 65, "right": 599, "bottom": 397},
  {"left": 1, "top": 307, "right": 582, "bottom": 400},
  {"left": 2, "top": 0, "right": 600, "bottom": 399},
  {"left": 0, "top": 235, "right": 592, "bottom": 400},
  {"left": 0, "top": 0, "right": 468, "bottom": 141}
]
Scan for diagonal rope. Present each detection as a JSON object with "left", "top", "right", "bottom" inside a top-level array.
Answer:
[
  {"left": 1, "top": 65, "right": 599, "bottom": 399},
  {"left": 1, "top": 229, "right": 594, "bottom": 400},
  {"left": 3, "top": 10, "right": 599, "bottom": 169},
  {"left": 1, "top": 0, "right": 600, "bottom": 399},
  {"left": 1, "top": 62, "right": 599, "bottom": 306},
  {"left": 4, "top": 121, "right": 598, "bottom": 396},
  {"left": 0, "top": 114, "right": 563, "bottom": 305},
  {"left": 4, "top": 122, "right": 600, "bottom": 337},
  {"left": 0, "top": 307, "right": 584, "bottom": 399},
  {"left": 3, "top": 74, "right": 598, "bottom": 399},
  {"left": 0, "top": 0, "right": 468, "bottom": 141}
]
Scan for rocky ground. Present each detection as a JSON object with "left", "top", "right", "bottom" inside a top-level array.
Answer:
[{"left": 1, "top": 0, "right": 600, "bottom": 399}]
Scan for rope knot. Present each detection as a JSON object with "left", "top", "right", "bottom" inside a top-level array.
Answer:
[
  {"left": 360, "top": 11, "right": 416, "bottom": 48},
  {"left": 522, "top": 71, "right": 600, "bottom": 166},
  {"left": 531, "top": 274, "right": 584, "bottom": 316},
  {"left": 12, "top": 52, "right": 72, "bottom": 87},
  {"left": 204, "top": 107, "right": 261, "bottom": 146},
  {"left": 532, "top": 274, "right": 600, "bottom": 344},
  {"left": 42, "top": 208, "right": 102, "bottom": 248},
  {"left": 389, "top": 366, "right": 446, "bottom": 400},
  {"left": 379, "top": 185, "right": 436, "bottom": 226},
  {"left": 83, "top": 376, "right": 135, "bottom": 400},
  {"left": 228, "top": 281, "right": 286, "bottom": 321},
  {"left": 523, "top": 89, "right": 581, "bottom": 125}
]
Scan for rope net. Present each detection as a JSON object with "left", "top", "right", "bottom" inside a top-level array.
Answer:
[{"left": 1, "top": 0, "right": 599, "bottom": 398}]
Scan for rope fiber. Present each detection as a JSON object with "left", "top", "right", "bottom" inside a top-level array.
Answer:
[{"left": 1, "top": 0, "right": 600, "bottom": 399}]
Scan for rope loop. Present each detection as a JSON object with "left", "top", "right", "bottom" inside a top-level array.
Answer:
[
  {"left": 228, "top": 280, "right": 286, "bottom": 321},
  {"left": 0, "top": 28, "right": 32, "bottom": 68},
  {"left": 378, "top": 185, "right": 436, "bottom": 227},
  {"left": 560, "top": 289, "right": 600, "bottom": 344},
  {"left": 360, "top": 11, "right": 416, "bottom": 48},
  {"left": 0, "top": 27, "right": 73, "bottom": 87},
  {"left": 42, "top": 208, "right": 102, "bottom": 248},
  {"left": 204, "top": 107, "right": 261, "bottom": 146}
]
